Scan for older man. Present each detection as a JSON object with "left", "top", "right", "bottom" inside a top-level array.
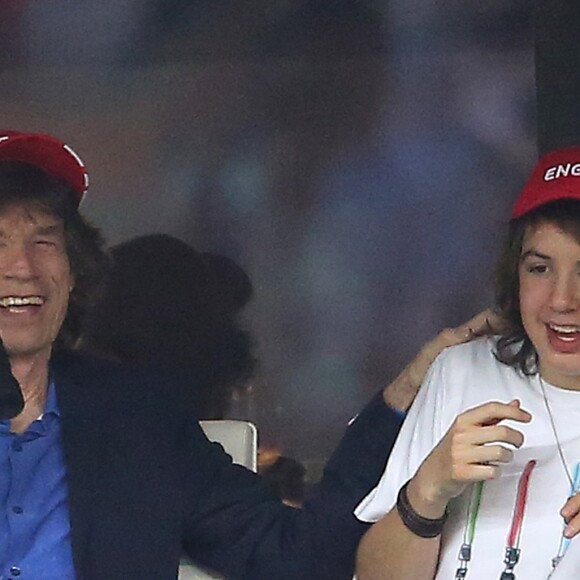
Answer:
[{"left": 0, "top": 130, "right": 493, "bottom": 579}]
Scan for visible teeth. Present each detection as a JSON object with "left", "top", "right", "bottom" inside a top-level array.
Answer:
[
  {"left": 550, "top": 324, "right": 579, "bottom": 334},
  {"left": 0, "top": 296, "right": 43, "bottom": 308}
]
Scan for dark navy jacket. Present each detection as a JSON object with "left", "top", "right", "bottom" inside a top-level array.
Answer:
[{"left": 52, "top": 351, "right": 403, "bottom": 579}]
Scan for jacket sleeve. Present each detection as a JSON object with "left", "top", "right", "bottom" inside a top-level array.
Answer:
[{"left": 182, "top": 392, "right": 404, "bottom": 579}]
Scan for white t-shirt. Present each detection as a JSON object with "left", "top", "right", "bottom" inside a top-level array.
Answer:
[{"left": 356, "top": 337, "right": 580, "bottom": 579}]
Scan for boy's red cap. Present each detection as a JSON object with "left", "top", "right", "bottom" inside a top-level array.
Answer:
[
  {"left": 513, "top": 146, "right": 580, "bottom": 219},
  {"left": 0, "top": 130, "right": 88, "bottom": 206}
]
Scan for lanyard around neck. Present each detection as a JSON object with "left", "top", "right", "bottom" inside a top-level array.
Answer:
[{"left": 454, "top": 460, "right": 537, "bottom": 580}]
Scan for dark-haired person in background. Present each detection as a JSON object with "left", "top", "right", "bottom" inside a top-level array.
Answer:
[
  {"left": 0, "top": 130, "right": 498, "bottom": 579},
  {"left": 81, "top": 233, "right": 254, "bottom": 419}
]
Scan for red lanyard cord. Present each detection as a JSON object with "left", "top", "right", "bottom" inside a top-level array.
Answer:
[{"left": 500, "top": 460, "right": 537, "bottom": 579}]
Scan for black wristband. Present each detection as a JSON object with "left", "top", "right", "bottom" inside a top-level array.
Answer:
[{"left": 396, "top": 480, "right": 447, "bottom": 538}]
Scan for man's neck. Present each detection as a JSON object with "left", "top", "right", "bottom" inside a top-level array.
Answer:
[{"left": 9, "top": 352, "right": 51, "bottom": 434}]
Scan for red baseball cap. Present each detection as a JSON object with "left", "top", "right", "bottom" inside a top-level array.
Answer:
[
  {"left": 512, "top": 146, "right": 580, "bottom": 219},
  {"left": 0, "top": 130, "right": 88, "bottom": 207}
]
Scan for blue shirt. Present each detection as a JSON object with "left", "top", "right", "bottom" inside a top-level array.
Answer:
[{"left": 0, "top": 382, "right": 75, "bottom": 579}]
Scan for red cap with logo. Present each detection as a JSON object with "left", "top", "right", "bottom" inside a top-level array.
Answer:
[
  {"left": 512, "top": 146, "right": 580, "bottom": 219},
  {"left": 0, "top": 130, "right": 88, "bottom": 207}
]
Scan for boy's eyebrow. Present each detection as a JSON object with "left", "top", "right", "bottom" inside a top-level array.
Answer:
[{"left": 520, "top": 249, "right": 550, "bottom": 262}]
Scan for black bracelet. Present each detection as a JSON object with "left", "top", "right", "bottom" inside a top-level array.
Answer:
[{"left": 396, "top": 480, "right": 447, "bottom": 538}]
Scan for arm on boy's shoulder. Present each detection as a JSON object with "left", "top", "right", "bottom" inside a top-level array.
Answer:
[
  {"left": 324, "top": 309, "right": 505, "bottom": 504},
  {"left": 382, "top": 309, "right": 505, "bottom": 413}
]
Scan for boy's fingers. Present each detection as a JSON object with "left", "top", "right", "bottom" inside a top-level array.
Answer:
[{"left": 458, "top": 400, "right": 532, "bottom": 427}]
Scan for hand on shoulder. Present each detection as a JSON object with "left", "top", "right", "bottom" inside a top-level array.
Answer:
[{"left": 383, "top": 309, "right": 505, "bottom": 412}]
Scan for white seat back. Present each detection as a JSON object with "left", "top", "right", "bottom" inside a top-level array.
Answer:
[{"left": 200, "top": 420, "right": 258, "bottom": 472}]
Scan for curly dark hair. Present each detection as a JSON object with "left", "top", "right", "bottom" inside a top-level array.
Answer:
[
  {"left": 0, "top": 162, "right": 109, "bottom": 349},
  {"left": 495, "top": 199, "right": 580, "bottom": 374},
  {"left": 82, "top": 234, "right": 256, "bottom": 419}
]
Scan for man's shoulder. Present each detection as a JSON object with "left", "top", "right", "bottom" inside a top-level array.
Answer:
[
  {"left": 52, "top": 349, "right": 195, "bottom": 417},
  {"left": 54, "top": 349, "right": 193, "bottom": 382},
  {"left": 52, "top": 349, "right": 167, "bottom": 387},
  {"left": 52, "top": 352, "right": 217, "bottom": 478}
]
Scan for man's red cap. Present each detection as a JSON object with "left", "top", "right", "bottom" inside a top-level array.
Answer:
[
  {"left": 0, "top": 130, "right": 88, "bottom": 207},
  {"left": 512, "top": 146, "right": 580, "bottom": 219}
]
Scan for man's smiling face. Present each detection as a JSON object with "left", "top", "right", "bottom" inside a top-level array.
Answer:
[{"left": 0, "top": 203, "right": 73, "bottom": 364}]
